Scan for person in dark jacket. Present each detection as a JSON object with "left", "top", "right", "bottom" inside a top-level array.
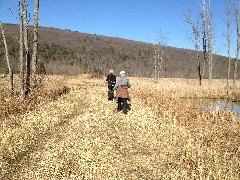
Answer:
[
  {"left": 106, "top": 70, "right": 116, "bottom": 101},
  {"left": 113, "top": 71, "right": 131, "bottom": 114}
]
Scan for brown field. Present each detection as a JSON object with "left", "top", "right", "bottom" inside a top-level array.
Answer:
[{"left": 0, "top": 74, "right": 239, "bottom": 179}]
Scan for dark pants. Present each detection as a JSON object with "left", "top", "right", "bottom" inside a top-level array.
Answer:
[
  {"left": 117, "top": 97, "right": 128, "bottom": 114},
  {"left": 108, "top": 84, "right": 114, "bottom": 100}
]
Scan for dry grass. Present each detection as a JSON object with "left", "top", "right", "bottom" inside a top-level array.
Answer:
[
  {"left": 0, "top": 75, "right": 239, "bottom": 179},
  {"left": 0, "top": 75, "right": 70, "bottom": 120}
]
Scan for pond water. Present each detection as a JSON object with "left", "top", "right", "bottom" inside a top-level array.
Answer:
[{"left": 182, "top": 98, "right": 240, "bottom": 117}]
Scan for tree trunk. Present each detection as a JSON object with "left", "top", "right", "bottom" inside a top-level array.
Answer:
[
  {"left": 202, "top": 37, "right": 207, "bottom": 78},
  {"left": 157, "top": 49, "right": 160, "bottom": 81},
  {"left": 32, "top": 0, "right": 39, "bottom": 88},
  {"left": 186, "top": 12, "right": 202, "bottom": 86},
  {"left": 157, "top": 50, "right": 164, "bottom": 80},
  {"left": 197, "top": 51, "right": 202, "bottom": 86},
  {"left": 202, "top": 0, "right": 207, "bottom": 78},
  {"left": 227, "top": 0, "right": 231, "bottom": 87},
  {"left": 22, "top": 0, "right": 31, "bottom": 96},
  {"left": 0, "top": 22, "right": 13, "bottom": 94},
  {"left": 153, "top": 45, "right": 157, "bottom": 83},
  {"left": 207, "top": 0, "right": 213, "bottom": 86},
  {"left": 19, "top": 0, "right": 25, "bottom": 99},
  {"left": 234, "top": 0, "right": 239, "bottom": 87}
]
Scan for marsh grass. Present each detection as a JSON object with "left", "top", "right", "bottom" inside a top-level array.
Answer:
[
  {"left": 0, "top": 75, "right": 239, "bottom": 179},
  {"left": 0, "top": 75, "right": 70, "bottom": 120}
]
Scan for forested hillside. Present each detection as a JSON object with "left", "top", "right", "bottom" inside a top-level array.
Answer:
[{"left": 0, "top": 23, "right": 235, "bottom": 78}]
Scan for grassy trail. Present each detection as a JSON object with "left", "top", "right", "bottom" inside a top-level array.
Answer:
[
  {"left": 1, "top": 75, "right": 239, "bottom": 179},
  {"left": 2, "top": 76, "right": 161, "bottom": 179}
]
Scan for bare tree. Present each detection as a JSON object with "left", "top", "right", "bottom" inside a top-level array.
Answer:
[
  {"left": 182, "top": 0, "right": 213, "bottom": 86},
  {"left": 21, "top": 0, "right": 31, "bottom": 96},
  {"left": 207, "top": 0, "right": 213, "bottom": 86},
  {"left": 153, "top": 45, "right": 158, "bottom": 83},
  {"left": 0, "top": 22, "right": 13, "bottom": 94},
  {"left": 227, "top": 0, "right": 232, "bottom": 87},
  {"left": 233, "top": 0, "right": 240, "bottom": 87},
  {"left": 201, "top": 0, "right": 208, "bottom": 78},
  {"left": 19, "top": 0, "right": 25, "bottom": 99},
  {"left": 153, "top": 44, "right": 161, "bottom": 83},
  {"left": 182, "top": 12, "right": 202, "bottom": 86},
  {"left": 157, "top": 50, "right": 164, "bottom": 80},
  {"left": 153, "top": 29, "right": 167, "bottom": 83},
  {"left": 32, "top": 0, "right": 39, "bottom": 88}
]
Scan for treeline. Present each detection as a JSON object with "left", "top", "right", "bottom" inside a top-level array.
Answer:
[{"left": 0, "top": 23, "right": 236, "bottom": 78}]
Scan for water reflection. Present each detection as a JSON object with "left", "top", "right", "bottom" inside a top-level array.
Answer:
[
  {"left": 203, "top": 101, "right": 240, "bottom": 116},
  {"left": 182, "top": 98, "right": 240, "bottom": 117}
]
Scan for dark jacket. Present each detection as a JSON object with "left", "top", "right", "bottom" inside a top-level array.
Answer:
[{"left": 106, "top": 74, "right": 116, "bottom": 85}]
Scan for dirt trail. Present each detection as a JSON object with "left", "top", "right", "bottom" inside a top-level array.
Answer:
[{"left": 3, "top": 76, "right": 162, "bottom": 179}]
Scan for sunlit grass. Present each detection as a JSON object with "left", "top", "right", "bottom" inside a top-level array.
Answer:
[{"left": 0, "top": 75, "right": 239, "bottom": 179}]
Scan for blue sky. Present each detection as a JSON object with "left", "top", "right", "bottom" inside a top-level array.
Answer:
[{"left": 0, "top": 0, "right": 238, "bottom": 57}]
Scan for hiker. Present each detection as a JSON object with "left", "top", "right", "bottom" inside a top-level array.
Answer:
[
  {"left": 113, "top": 71, "right": 131, "bottom": 114},
  {"left": 106, "top": 69, "right": 116, "bottom": 101}
]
